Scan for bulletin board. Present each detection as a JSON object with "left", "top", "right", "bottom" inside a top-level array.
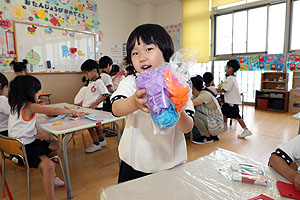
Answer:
[{"left": 14, "top": 21, "right": 96, "bottom": 72}]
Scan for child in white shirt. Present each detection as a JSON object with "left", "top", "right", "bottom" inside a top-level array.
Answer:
[{"left": 111, "top": 24, "right": 194, "bottom": 183}]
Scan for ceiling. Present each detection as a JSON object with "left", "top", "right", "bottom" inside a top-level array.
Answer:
[{"left": 125, "top": 0, "right": 180, "bottom": 6}]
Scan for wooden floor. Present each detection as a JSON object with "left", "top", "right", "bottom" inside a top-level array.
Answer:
[{"left": 1, "top": 106, "right": 299, "bottom": 200}]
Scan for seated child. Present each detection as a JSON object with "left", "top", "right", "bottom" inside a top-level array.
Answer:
[
  {"left": 10, "top": 59, "right": 28, "bottom": 76},
  {"left": 8, "top": 75, "right": 83, "bottom": 199},
  {"left": 269, "top": 135, "right": 300, "bottom": 191},
  {"left": 80, "top": 59, "right": 109, "bottom": 153},
  {"left": 203, "top": 72, "right": 218, "bottom": 96},
  {"left": 99, "top": 56, "right": 114, "bottom": 112}
]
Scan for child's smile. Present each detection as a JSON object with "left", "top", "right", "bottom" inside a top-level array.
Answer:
[{"left": 131, "top": 39, "right": 165, "bottom": 73}]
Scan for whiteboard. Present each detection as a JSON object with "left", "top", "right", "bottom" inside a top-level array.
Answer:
[{"left": 14, "top": 21, "right": 95, "bottom": 72}]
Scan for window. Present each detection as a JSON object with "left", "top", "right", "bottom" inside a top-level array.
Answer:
[
  {"left": 291, "top": 0, "right": 300, "bottom": 50},
  {"left": 233, "top": 11, "right": 247, "bottom": 53},
  {"left": 189, "top": 62, "right": 212, "bottom": 77},
  {"left": 247, "top": 7, "right": 267, "bottom": 52},
  {"left": 268, "top": 3, "right": 286, "bottom": 54},
  {"left": 216, "top": 14, "right": 233, "bottom": 55}
]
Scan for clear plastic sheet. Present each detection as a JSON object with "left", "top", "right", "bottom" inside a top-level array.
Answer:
[{"left": 100, "top": 148, "right": 290, "bottom": 200}]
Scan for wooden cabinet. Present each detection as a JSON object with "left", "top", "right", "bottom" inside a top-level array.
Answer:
[
  {"left": 292, "top": 71, "right": 300, "bottom": 89},
  {"left": 255, "top": 90, "right": 289, "bottom": 112},
  {"left": 261, "top": 72, "right": 288, "bottom": 92},
  {"left": 255, "top": 72, "right": 289, "bottom": 112},
  {"left": 289, "top": 89, "right": 300, "bottom": 112}
]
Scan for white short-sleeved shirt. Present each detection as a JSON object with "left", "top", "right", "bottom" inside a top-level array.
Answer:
[
  {"left": 206, "top": 86, "right": 218, "bottom": 96},
  {"left": 0, "top": 96, "right": 10, "bottom": 132},
  {"left": 222, "top": 75, "right": 242, "bottom": 105},
  {"left": 273, "top": 135, "right": 300, "bottom": 166},
  {"left": 74, "top": 86, "right": 87, "bottom": 105},
  {"left": 82, "top": 77, "right": 109, "bottom": 108},
  {"left": 8, "top": 103, "right": 37, "bottom": 145},
  {"left": 101, "top": 72, "right": 114, "bottom": 93},
  {"left": 111, "top": 75, "right": 195, "bottom": 173}
]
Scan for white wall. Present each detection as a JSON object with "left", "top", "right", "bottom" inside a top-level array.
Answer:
[
  {"left": 96, "top": 0, "right": 182, "bottom": 63},
  {"left": 97, "top": 0, "right": 137, "bottom": 61},
  {"left": 137, "top": 3, "right": 157, "bottom": 25},
  {"left": 156, "top": 1, "right": 182, "bottom": 26}
]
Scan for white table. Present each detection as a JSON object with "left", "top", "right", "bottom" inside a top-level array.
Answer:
[
  {"left": 293, "top": 112, "right": 300, "bottom": 135},
  {"left": 101, "top": 148, "right": 290, "bottom": 200},
  {"left": 37, "top": 103, "right": 124, "bottom": 199}
]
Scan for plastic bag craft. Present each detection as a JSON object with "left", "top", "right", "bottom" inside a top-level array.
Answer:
[{"left": 136, "top": 49, "right": 198, "bottom": 133}]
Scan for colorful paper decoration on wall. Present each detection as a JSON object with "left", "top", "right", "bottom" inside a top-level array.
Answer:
[
  {"left": 287, "top": 55, "right": 300, "bottom": 71},
  {"left": 25, "top": 49, "right": 40, "bottom": 65},
  {"left": 164, "top": 23, "right": 182, "bottom": 52},
  {"left": 237, "top": 54, "right": 284, "bottom": 71},
  {"left": 0, "top": 58, "right": 13, "bottom": 72}
]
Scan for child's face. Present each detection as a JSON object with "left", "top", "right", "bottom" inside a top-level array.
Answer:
[
  {"left": 85, "top": 69, "right": 98, "bottom": 80},
  {"left": 35, "top": 91, "right": 40, "bottom": 102},
  {"left": 225, "top": 65, "right": 234, "bottom": 75},
  {"left": 131, "top": 40, "right": 165, "bottom": 73},
  {"left": 0, "top": 86, "right": 8, "bottom": 97}
]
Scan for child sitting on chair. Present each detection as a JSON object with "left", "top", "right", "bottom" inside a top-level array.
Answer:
[{"left": 8, "top": 75, "right": 83, "bottom": 199}]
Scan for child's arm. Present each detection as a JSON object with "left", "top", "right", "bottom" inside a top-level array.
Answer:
[
  {"left": 269, "top": 153, "right": 300, "bottom": 190},
  {"left": 176, "top": 111, "right": 193, "bottom": 133},
  {"left": 89, "top": 95, "right": 107, "bottom": 109},
  {"left": 28, "top": 103, "right": 84, "bottom": 117},
  {"left": 192, "top": 97, "right": 204, "bottom": 107},
  {"left": 112, "top": 88, "right": 150, "bottom": 116},
  {"left": 107, "top": 86, "right": 115, "bottom": 94}
]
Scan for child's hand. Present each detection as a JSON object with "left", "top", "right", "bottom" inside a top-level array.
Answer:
[
  {"left": 216, "top": 87, "right": 222, "bottom": 93},
  {"left": 89, "top": 103, "right": 98, "bottom": 109},
  {"left": 134, "top": 89, "right": 150, "bottom": 113},
  {"left": 72, "top": 111, "right": 84, "bottom": 118},
  {"left": 295, "top": 174, "right": 300, "bottom": 191}
]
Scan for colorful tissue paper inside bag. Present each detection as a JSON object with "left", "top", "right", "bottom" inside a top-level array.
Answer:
[{"left": 136, "top": 64, "right": 190, "bottom": 132}]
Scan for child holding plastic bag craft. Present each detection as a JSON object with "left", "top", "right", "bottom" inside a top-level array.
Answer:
[{"left": 111, "top": 24, "right": 195, "bottom": 183}]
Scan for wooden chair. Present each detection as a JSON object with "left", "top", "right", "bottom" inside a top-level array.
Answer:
[{"left": 0, "top": 135, "right": 66, "bottom": 200}]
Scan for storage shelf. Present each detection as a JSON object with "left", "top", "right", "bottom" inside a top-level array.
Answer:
[
  {"left": 261, "top": 89, "right": 287, "bottom": 92},
  {"left": 262, "top": 81, "right": 286, "bottom": 83},
  {"left": 256, "top": 96, "right": 285, "bottom": 100}
]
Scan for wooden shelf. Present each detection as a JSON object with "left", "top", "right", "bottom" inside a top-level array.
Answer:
[{"left": 256, "top": 96, "right": 285, "bottom": 100}]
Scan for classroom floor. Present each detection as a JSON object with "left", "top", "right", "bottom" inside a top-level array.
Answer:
[{"left": 1, "top": 105, "right": 298, "bottom": 200}]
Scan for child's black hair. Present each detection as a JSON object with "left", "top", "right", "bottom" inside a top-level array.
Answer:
[
  {"left": 191, "top": 75, "right": 204, "bottom": 91},
  {"left": 8, "top": 75, "right": 41, "bottom": 117},
  {"left": 203, "top": 72, "right": 214, "bottom": 85},
  {"left": 110, "top": 64, "right": 120, "bottom": 76},
  {"left": 0, "top": 73, "right": 8, "bottom": 90},
  {"left": 125, "top": 65, "right": 135, "bottom": 76},
  {"left": 227, "top": 59, "right": 240, "bottom": 72},
  {"left": 99, "top": 56, "right": 113, "bottom": 69},
  {"left": 81, "top": 59, "right": 99, "bottom": 72},
  {"left": 81, "top": 75, "right": 89, "bottom": 86},
  {"left": 10, "top": 59, "right": 28, "bottom": 73},
  {"left": 126, "top": 24, "right": 174, "bottom": 64}
]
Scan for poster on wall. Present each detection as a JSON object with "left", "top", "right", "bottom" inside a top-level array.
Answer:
[
  {"left": 0, "top": 0, "right": 100, "bottom": 71},
  {"left": 164, "top": 23, "right": 182, "bottom": 52},
  {"left": 111, "top": 44, "right": 122, "bottom": 64},
  {"left": 237, "top": 54, "right": 284, "bottom": 71},
  {"left": 287, "top": 55, "right": 300, "bottom": 71}
]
